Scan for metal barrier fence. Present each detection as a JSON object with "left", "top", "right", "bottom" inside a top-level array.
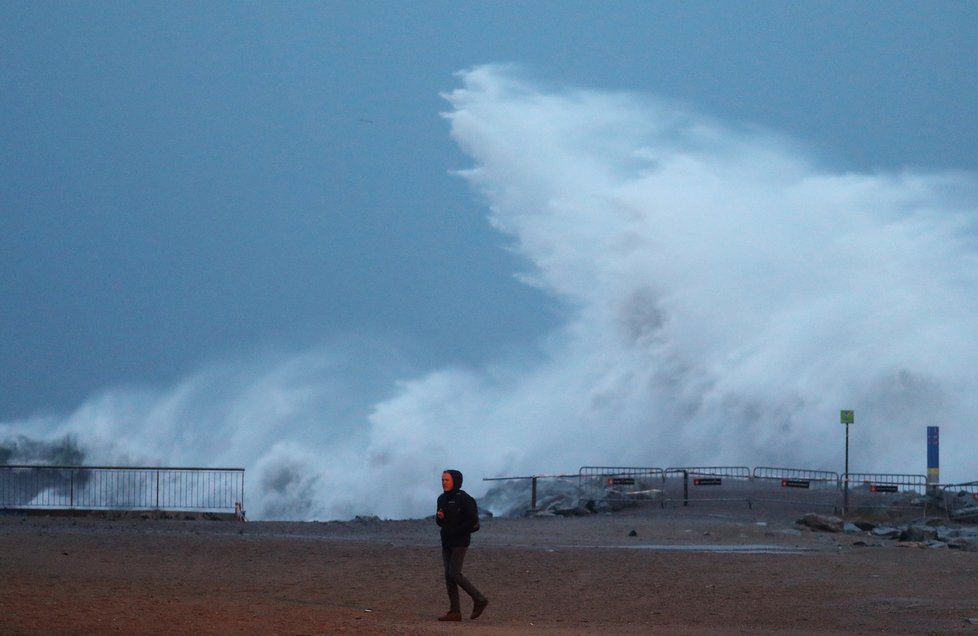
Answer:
[
  {"left": 750, "top": 467, "right": 841, "bottom": 512},
  {"left": 494, "top": 466, "right": 963, "bottom": 517},
  {"left": 482, "top": 473, "right": 580, "bottom": 513},
  {"left": 0, "top": 465, "right": 244, "bottom": 513},
  {"left": 845, "top": 472, "right": 928, "bottom": 493},
  {"left": 578, "top": 467, "right": 665, "bottom": 508},
  {"left": 575, "top": 466, "right": 932, "bottom": 514},
  {"left": 663, "top": 466, "right": 751, "bottom": 507},
  {"left": 939, "top": 482, "right": 978, "bottom": 521},
  {"left": 843, "top": 472, "right": 928, "bottom": 514}
]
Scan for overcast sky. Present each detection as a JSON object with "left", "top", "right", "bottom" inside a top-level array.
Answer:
[
  {"left": 3, "top": 2, "right": 977, "bottom": 419},
  {"left": 4, "top": 3, "right": 978, "bottom": 519}
]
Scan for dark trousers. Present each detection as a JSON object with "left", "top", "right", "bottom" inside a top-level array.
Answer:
[{"left": 441, "top": 545, "right": 484, "bottom": 612}]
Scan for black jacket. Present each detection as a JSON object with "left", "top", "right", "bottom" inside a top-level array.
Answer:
[{"left": 436, "top": 469, "right": 480, "bottom": 548}]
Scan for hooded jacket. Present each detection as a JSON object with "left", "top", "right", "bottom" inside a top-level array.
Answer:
[{"left": 436, "top": 469, "right": 480, "bottom": 548}]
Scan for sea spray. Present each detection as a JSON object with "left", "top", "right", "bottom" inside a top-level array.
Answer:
[{"left": 3, "top": 65, "right": 977, "bottom": 519}]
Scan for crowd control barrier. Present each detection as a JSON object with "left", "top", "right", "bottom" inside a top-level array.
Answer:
[
  {"left": 843, "top": 473, "right": 928, "bottom": 515},
  {"left": 0, "top": 465, "right": 245, "bottom": 514},
  {"left": 578, "top": 466, "right": 666, "bottom": 509},
  {"left": 663, "top": 466, "right": 751, "bottom": 508},
  {"left": 750, "top": 467, "right": 841, "bottom": 512},
  {"left": 939, "top": 482, "right": 978, "bottom": 521},
  {"left": 490, "top": 465, "right": 964, "bottom": 518}
]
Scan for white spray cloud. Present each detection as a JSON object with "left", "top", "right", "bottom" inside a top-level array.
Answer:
[
  {"left": 429, "top": 64, "right": 978, "bottom": 484},
  {"left": 3, "top": 65, "right": 977, "bottom": 519}
]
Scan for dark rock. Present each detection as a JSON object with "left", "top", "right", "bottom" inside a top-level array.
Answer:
[
  {"left": 850, "top": 520, "right": 877, "bottom": 531},
  {"left": 871, "top": 526, "right": 901, "bottom": 539},
  {"left": 900, "top": 525, "right": 938, "bottom": 542},
  {"left": 797, "top": 513, "right": 843, "bottom": 533},
  {"left": 947, "top": 538, "right": 978, "bottom": 552},
  {"left": 551, "top": 507, "right": 580, "bottom": 517},
  {"left": 950, "top": 505, "right": 978, "bottom": 522}
]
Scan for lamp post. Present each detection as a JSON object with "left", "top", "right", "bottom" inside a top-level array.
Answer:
[{"left": 841, "top": 409, "right": 854, "bottom": 515}]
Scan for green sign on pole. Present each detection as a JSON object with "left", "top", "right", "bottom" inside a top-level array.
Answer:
[{"left": 840, "top": 410, "right": 854, "bottom": 424}]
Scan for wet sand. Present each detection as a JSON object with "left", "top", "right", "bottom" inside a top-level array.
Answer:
[{"left": 1, "top": 507, "right": 977, "bottom": 635}]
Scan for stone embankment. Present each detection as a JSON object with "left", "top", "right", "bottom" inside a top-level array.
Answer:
[{"left": 797, "top": 512, "right": 978, "bottom": 551}]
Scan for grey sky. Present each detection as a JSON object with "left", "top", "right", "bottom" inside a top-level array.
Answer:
[{"left": 2, "top": 1, "right": 977, "bottom": 421}]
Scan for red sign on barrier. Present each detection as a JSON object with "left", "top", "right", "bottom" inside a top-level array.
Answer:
[
  {"left": 869, "top": 484, "right": 899, "bottom": 493},
  {"left": 607, "top": 477, "right": 635, "bottom": 486},
  {"left": 781, "top": 479, "right": 811, "bottom": 489},
  {"left": 693, "top": 477, "right": 722, "bottom": 486}
]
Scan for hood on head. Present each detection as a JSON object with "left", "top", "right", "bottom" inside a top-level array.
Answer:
[{"left": 444, "top": 469, "right": 463, "bottom": 490}]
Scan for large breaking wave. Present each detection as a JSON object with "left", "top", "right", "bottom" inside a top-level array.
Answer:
[{"left": 4, "top": 65, "right": 977, "bottom": 519}]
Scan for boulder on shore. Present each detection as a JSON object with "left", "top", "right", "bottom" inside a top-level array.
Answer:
[{"left": 797, "top": 513, "right": 844, "bottom": 533}]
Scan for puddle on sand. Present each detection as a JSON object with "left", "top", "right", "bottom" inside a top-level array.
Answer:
[{"left": 615, "top": 544, "right": 817, "bottom": 554}]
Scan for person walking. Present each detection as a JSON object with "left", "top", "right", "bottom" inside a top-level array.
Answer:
[{"left": 435, "top": 469, "right": 489, "bottom": 621}]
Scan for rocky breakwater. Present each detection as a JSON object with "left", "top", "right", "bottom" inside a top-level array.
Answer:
[{"left": 797, "top": 512, "right": 978, "bottom": 551}]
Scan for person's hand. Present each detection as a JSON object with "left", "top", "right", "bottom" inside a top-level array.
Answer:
[{"left": 437, "top": 510, "right": 445, "bottom": 520}]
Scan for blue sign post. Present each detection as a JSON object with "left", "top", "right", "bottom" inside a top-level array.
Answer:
[{"left": 927, "top": 426, "right": 939, "bottom": 495}]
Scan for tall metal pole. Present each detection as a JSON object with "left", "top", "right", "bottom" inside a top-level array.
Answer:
[
  {"left": 840, "top": 410, "right": 854, "bottom": 516},
  {"left": 843, "top": 421, "right": 849, "bottom": 515}
]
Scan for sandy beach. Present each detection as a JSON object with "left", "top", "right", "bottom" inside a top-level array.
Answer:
[{"left": 1, "top": 507, "right": 977, "bottom": 635}]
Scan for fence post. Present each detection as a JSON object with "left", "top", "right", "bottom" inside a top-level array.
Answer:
[{"left": 683, "top": 470, "right": 689, "bottom": 506}]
